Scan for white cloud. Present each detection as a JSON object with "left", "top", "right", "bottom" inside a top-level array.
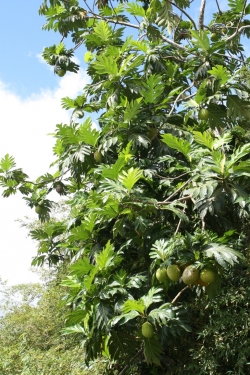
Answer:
[{"left": 0, "top": 69, "right": 89, "bottom": 285}]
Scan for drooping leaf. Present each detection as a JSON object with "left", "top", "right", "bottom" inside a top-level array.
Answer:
[
  {"left": 203, "top": 243, "right": 245, "bottom": 267},
  {"left": 144, "top": 336, "right": 163, "bottom": 366},
  {"left": 161, "top": 134, "right": 191, "bottom": 160}
]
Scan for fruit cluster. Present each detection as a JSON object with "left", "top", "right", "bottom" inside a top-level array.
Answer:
[
  {"left": 156, "top": 264, "right": 215, "bottom": 287},
  {"left": 141, "top": 264, "right": 216, "bottom": 339}
]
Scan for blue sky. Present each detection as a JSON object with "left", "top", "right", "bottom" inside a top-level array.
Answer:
[
  {"left": 0, "top": 0, "right": 56, "bottom": 96},
  {"left": 0, "top": 0, "right": 89, "bottom": 285}
]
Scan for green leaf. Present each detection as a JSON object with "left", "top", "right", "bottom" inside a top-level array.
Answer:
[
  {"left": 69, "top": 258, "right": 94, "bottom": 277},
  {"left": 92, "top": 55, "right": 119, "bottom": 76},
  {"left": 227, "top": 95, "right": 250, "bottom": 121},
  {"left": 0, "top": 154, "right": 16, "bottom": 172},
  {"left": 95, "top": 241, "right": 123, "bottom": 271},
  {"left": 78, "top": 118, "right": 100, "bottom": 146},
  {"left": 155, "top": 1, "right": 173, "bottom": 34},
  {"left": 65, "top": 310, "right": 88, "bottom": 326},
  {"left": 164, "top": 204, "right": 189, "bottom": 221},
  {"left": 149, "top": 239, "right": 171, "bottom": 261},
  {"left": 205, "top": 272, "right": 222, "bottom": 299},
  {"left": 203, "top": 243, "right": 245, "bottom": 267},
  {"left": 110, "top": 311, "right": 140, "bottom": 326},
  {"left": 141, "top": 74, "right": 164, "bottom": 104},
  {"left": 123, "top": 98, "right": 142, "bottom": 122},
  {"left": 190, "top": 30, "right": 210, "bottom": 51},
  {"left": 68, "top": 223, "right": 90, "bottom": 242},
  {"left": 144, "top": 336, "right": 163, "bottom": 366},
  {"left": 148, "top": 303, "right": 173, "bottom": 325},
  {"left": 207, "top": 104, "right": 227, "bottom": 129},
  {"left": 193, "top": 131, "right": 214, "bottom": 150},
  {"left": 226, "top": 143, "right": 250, "bottom": 169},
  {"left": 228, "top": 0, "right": 245, "bottom": 12},
  {"left": 61, "top": 324, "right": 86, "bottom": 335},
  {"left": 233, "top": 161, "right": 250, "bottom": 177},
  {"left": 207, "top": 65, "right": 231, "bottom": 85},
  {"left": 140, "top": 287, "right": 163, "bottom": 310},
  {"left": 93, "top": 20, "right": 112, "bottom": 42},
  {"left": 126, "top": 2, "right": 145, "bottom": 17},
  {"left": 61, "top": 276, "right": 81, "bottom": 288},
  {"left": 118, "top": 167, "right": 143, "bottom": 192},
  {"left": 213, "top": 132, "right": 233, "bottom": 149},
  {"left": 161, "top": 134, "right": 191, "bottom": 160},
  {"left": 98, "top": 178, "right": 127, "bottom": 197},
  {"left": 122, "top": 299, "right": 145, "bottom": 314}
]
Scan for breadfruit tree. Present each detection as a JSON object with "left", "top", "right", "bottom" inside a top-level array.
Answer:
[{"left": 1, "top": 0, "right": 250, "bottom": 372}]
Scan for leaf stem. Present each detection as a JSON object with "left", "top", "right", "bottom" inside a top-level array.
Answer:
[
  {"left": 172, "top": 285, "right": 189, "bottom": 304},
  {"left": 168, "top": 83, "right": 194, "bottom": 117},
  {"left": 161, "top": 179, "right": 191, "bottom": 203}
]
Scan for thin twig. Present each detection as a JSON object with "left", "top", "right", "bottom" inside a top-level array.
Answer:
[
  {"left": 172, "top": 285, "right": 189, "bottom": 304},
  {"left": 169, "top": 1, "right": 197, "bottom": 30},
  {"left": 198, "top": 0, "right": 206, "bottom": 30},
  {"left": 158, "top": 195, "right": 192, "bottom": 205},
  {"left": 168, "top": 83, "right": 194, "bottom": 117},
  {"left": 108, "top": 0, "right": 119, "bottom": 31},
  {"left": 215, "top": 0, "right": 222, "bottom": 15},
  {"left": 161, "top": 178, "right": 191, "bottom": 203},
  {"left": 174, "top": 218, "right": 182, "bottom": 235},
  {"left": 156, "top": 171, "right": 192, "bottom": 181},
  {"left": 118, "top": 348, "right": 143, "bottom": 375}
]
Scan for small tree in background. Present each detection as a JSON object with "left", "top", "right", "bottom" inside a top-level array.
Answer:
[{"left": 1, "top": 0, "right": 250, "bottom": 373}]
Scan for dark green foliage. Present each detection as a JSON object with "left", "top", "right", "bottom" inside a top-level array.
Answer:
[{"left": 1, "top": 0, "right": 250, "bottom": 373}]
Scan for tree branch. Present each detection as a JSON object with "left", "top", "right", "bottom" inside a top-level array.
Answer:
[
  {"left": 172, "top": 286, "right": 189, "bottom": 304},
  {"left": 198, "top": 0, "right": 206, "bottom": 30},
  {"left": 215, "top": 0, "right": 222, "bottom": 15},
  {"left": 225, "top": 0, "right": 248, "bottom": 42},
  {"left": 160, "top": 34, "right": 189, "bottom": 51},
  {"left": 160, "top": 179, "right": 191, "bottom": 203},
  {"left": 84, "top": 2, "right": 189, "bottom": 52},
  {"left": 169, "top": 1, "right": 197, "bottom": 30},
  {"left": 225, "top": 25, "right": 250, "bottom": 42},
  {"left": 168, "top": 83, "right": 194, "bottom": 117}
]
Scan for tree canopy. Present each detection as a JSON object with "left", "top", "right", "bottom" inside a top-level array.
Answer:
[{"left": 1, "top": 0, "right": 250, "bottom": 373}]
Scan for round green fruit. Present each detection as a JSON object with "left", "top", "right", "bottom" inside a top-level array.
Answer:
[
  {"left": 94, "top": 151, "right": 102, "bottom": 163},
  {"left": 35, "top": 205, "right": 42, "bottom": 214},
  {"left": 198, "top": 109, "right": 209, "bottom": 120},
  {"left": 142, "top": 322, "right": 154, "bottom": 338},
  {"left": 210, "top": 33, "right": 219, "bottom": 42},
  {"left": 57, "top": 69, "right": 66, "bottom": 77},
  {"left": 76, "top": 109, "right": 84, "bottom": 119},
  {"left": 167, "top": 265, "right": 182, "bottom": 281},
  {"left": 156, "top": 268, "right": 168, "bottom": 283},
  {"left": 199, "top": 268, "right": 215, "bottom": 284},
  {"left": 182, "top": 265, "right": 199, "bottom": 285}
]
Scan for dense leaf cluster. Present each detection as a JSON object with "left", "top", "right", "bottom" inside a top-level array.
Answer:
[{"left": 1, "top": 0, "right": 250, "bottom": 372}]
